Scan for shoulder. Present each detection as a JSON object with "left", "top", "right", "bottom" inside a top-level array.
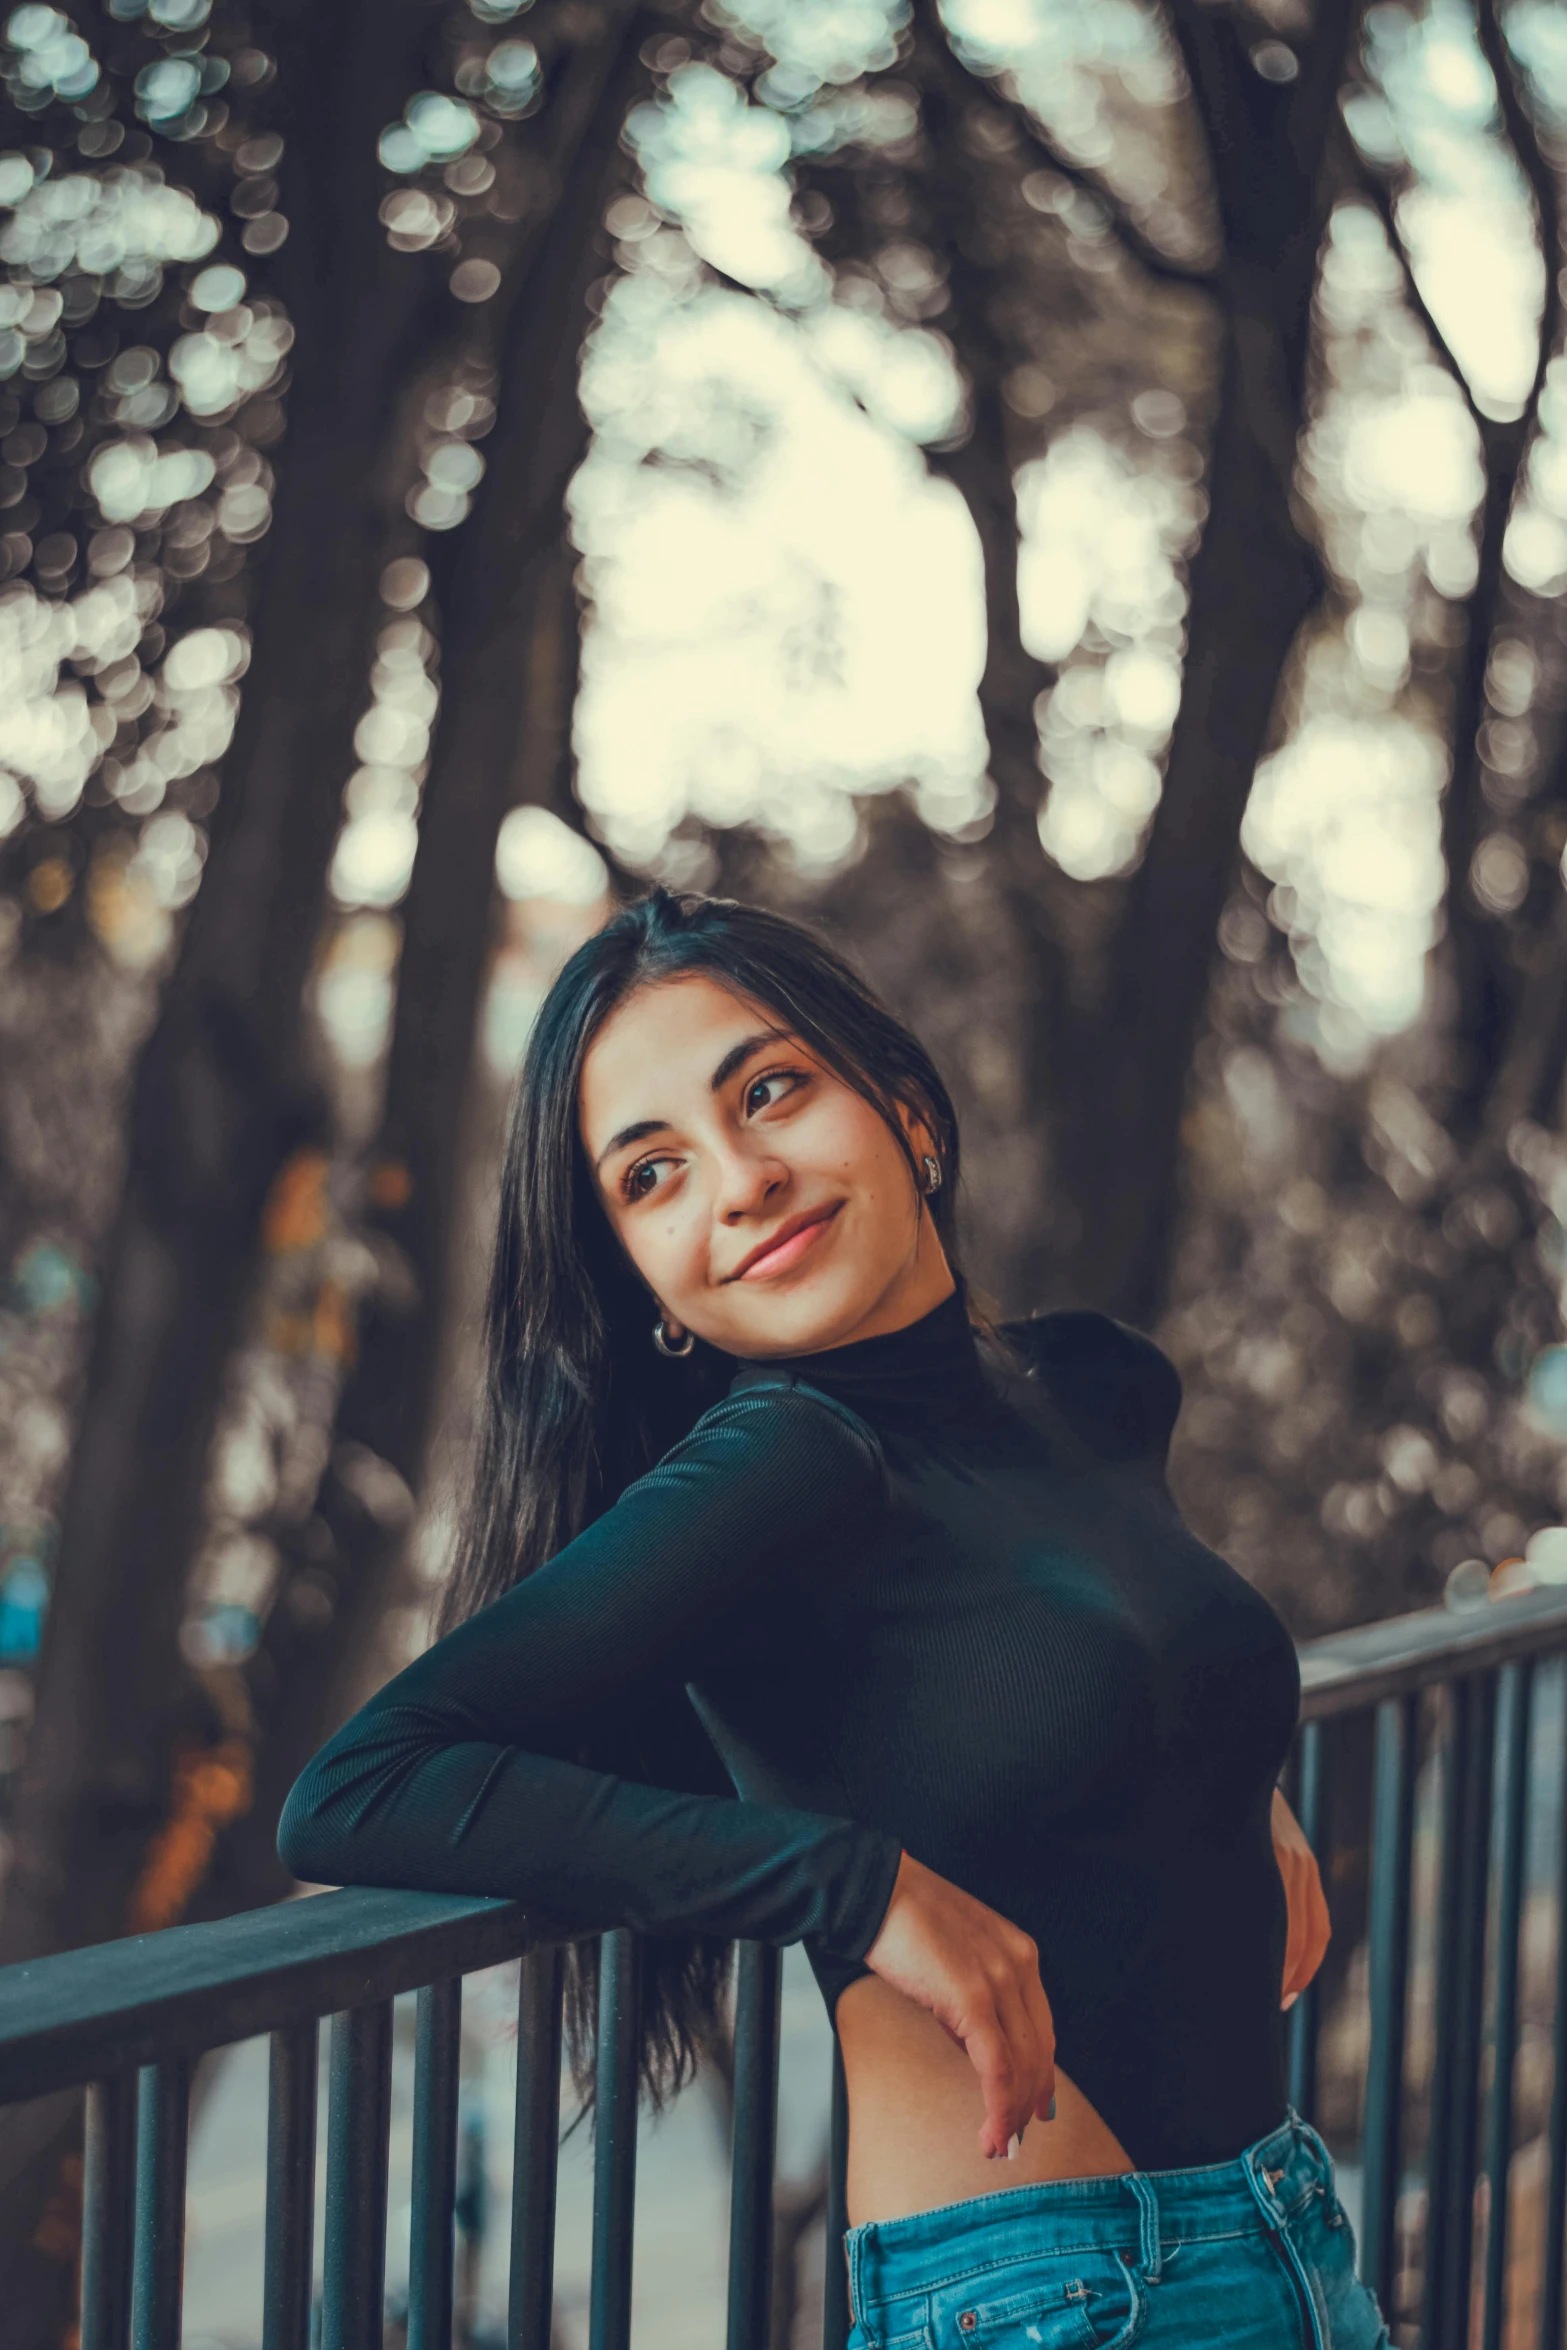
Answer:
[
  {"left": 650, "top": 1370, "right": 886, "bottom": 1510},
  {"left": 995, "top": 1311, "right": 1183, "bottom": 1473}
]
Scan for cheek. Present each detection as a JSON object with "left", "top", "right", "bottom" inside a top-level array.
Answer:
[
  {"left": 802, "top": 1093, "right": 903, "bottom": 1185},
  {"left": 839, "top": 1112, "right": 914, "bottom": 1203},
  {"left": 610, "top": 1193, "right": 708, "bottom": 1303}
]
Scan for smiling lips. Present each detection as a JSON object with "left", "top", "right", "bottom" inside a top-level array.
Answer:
[{"left": 728, "top": 1202, "right": 842, "bottom": 1282}]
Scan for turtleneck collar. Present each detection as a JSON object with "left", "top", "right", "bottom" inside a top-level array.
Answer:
[{"left": 733, "top": 1282, "right": 991, "bottom": 1432}]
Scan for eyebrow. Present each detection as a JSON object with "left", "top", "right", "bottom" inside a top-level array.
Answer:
[{"left": 592, "top": 1028, "right": 791, "bottom": 1172}]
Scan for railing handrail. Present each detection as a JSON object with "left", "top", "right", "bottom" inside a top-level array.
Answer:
[
  {"left": 0, "top": 1888, "right": 537, "bottom": 2104},
  {"left": 3, "top": 1582, "right": 1567, "bottom": 2107},
  {"left": 1297, "top": 1580, "right": 1567, "bottom": 1719}
]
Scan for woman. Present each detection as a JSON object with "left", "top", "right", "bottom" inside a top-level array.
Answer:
[{"left": 280, "top": 889, "right": 1385, "bottom": 2348}]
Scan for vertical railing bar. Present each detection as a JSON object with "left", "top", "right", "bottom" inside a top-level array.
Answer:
[
  {"left": 408, "top": 1978, "right": 462, "bottom": 2350},
  {"left": 726, "top": 1941, "right": 782, "bottom": 2350},
  {"left": 263, "top": 2020, "right": 319, "bottom": 2350},
  {"left": 1288, "top": 1718, "right": 1327, "bottom": 2125},
  {"left": 1540, "top": 1655, "right": 1567, "bottom": 2350},
  {"left": 1435, "top": 1670, "right": 1497, "bottom": 2350},
  {"left": 510, "top": 1943, "right": 564, "bottom": 2350},
  {"left": 322, "top": 2001, "right": 394, "bottom": 2350},
  {"left": 822, "top": 2031, "right": 850, "bottom": 2350},
  {"left": 129, "top": 2054, "right": 190, "bottom": 2350},
  {"left": 81, "top": 2074, "right": 135, "bottom": 2350},
  {"left": 1361, "top": 1692, "right": 1418, "bottom": 2305},
  {"left": 1480, "top": 1658, "right": 1534, "bottom": 2350},
  {"left": 1423, "top": 1676, "right": 1472, "bottom": 2350},
  {"left": 588, "top": 1929, "right": 641, "bottom": 2350}
]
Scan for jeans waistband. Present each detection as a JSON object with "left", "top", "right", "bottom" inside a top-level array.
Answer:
[{"left": 844, "top": 2110, "right": 1331, "bottom": 2325}]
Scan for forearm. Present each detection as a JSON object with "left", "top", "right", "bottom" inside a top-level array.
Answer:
[{"left": 277, "top": 1700, "right": 904, "bottom": 1956}]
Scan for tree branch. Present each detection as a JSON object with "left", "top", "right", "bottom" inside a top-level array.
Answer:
[
  {"left": 1476, "top": 0, "right": 1564, "bottom": 414},
  {"left": 1342, "top": 138, "right": 1486, "bottom": 431},
  {"left": 1426, "top": 5, "right": 1565, "bottom": 1134},
  {"left": 910, "top": 0, "right": 1218, "bottom": 290}
]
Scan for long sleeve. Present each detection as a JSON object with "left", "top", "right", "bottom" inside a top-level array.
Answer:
[{"left": 277, "top": 1382, "right": 904, "bottom": 1962}]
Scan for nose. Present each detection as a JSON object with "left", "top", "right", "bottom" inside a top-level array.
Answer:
[{"left": 713, "top": 1137, "right": 785, "bottom": 1224}]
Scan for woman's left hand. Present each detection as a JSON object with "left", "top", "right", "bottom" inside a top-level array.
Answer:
[{"left": 1272, "top": 1787, "right": 1330, "bottom": 2009}]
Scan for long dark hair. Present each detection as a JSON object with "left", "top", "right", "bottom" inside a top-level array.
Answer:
[{"left": 442, "top": 888, "right": 963, "bottom": 2110}]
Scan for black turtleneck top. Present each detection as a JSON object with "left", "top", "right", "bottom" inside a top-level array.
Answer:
[{"left": 278, "top": 1293, "right": 1300, "bottom": 2169}]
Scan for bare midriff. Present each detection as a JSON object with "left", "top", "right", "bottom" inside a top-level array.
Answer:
[{"left": 835, "top": 1974, "right": 1134, "bottom": 2227}]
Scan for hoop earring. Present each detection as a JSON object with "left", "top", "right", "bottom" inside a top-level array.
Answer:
[
  {"left": 922, "top": 1154, "right": 942, "bottom": 1195},
  {"left": 652, "top": 1316, "right": 694, "bottom": 1359}
]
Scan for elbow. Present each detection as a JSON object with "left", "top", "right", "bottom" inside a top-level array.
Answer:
[{"left": 276, "top": 1762, "right": 343, "bottom": 1887}]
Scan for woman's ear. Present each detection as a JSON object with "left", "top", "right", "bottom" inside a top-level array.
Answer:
[{"left": 894, "top": 1094, "right": 934, "bottom": 1161}]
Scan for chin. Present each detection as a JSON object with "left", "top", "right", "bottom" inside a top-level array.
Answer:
[{"left": 721, "top": 1270, "right": 867, "bottom": 1359}]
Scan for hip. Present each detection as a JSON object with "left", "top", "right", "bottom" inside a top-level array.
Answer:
[
  {"left": 837, "top": 1977, "right": 1134, "bottom": 2224},
  {"left": 842, "top": 2111, "right": 1389, "bottom": 2349}
]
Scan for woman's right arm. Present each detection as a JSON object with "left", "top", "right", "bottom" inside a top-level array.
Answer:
[{"left": 277, "top": 1385, "right": 903, "bottom": 1963}]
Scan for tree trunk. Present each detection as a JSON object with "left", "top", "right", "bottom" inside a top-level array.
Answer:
[
  {"left": 1069, "top": 304, "right": 1320, "bottom": 1321},
  {"left": 205, "top": 12, "right": 649, "bottom": 1925},
  {"left": 882, "top": 0, "right": 1363, "bottom": 1322},
  {"left": 0, "top": 5, "right": 450, "bottom": 2325},
  {"left": 1439, "top": 0, "right": 1563, "bottom": 1130},
  {"left": 1056, "top": 0, "right": 1365, "bottom": 1323},
  {"left": 930, "top": 383, "right": 1080, "bottom": 1308},
  {"left": 1441, "top": 425, "right": 1537, "bottom": 1126},
  {"left": 0, "top": 0, "right": 449, "bottom": 1975},
  {"left": 1484, "top": 697, "right": 1567, "bottom": 1137}
]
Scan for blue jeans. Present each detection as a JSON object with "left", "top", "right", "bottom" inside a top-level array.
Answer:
[{"left": 843, "top": 2111, "right": 1390, "bottom": 2348}]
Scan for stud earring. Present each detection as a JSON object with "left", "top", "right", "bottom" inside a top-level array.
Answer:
[
  {"left": 652, "top": 1316, "right": 694, "bottom": 1359},
  {"left": 922, "top": 1154, "right": 942, "bottom": 1195}
]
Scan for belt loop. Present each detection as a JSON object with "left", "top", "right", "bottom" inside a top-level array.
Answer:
[
  {"left": 1126, "top": 2171, "right": 1162, "bottom": 2284},
  {"left": 845, "top": 2222, "right": 874, "bottom": 2346}
]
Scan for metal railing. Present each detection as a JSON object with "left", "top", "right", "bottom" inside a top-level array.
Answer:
[
  {"left": 1292, "top": 1581, "right": 1567, "bottom": 2349},
  {"left": 1, "top": 1584, "right": 1567, "bottom": 2350}
]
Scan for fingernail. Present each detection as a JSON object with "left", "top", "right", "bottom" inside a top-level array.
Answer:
[
  {"left": 1006, "top": 2133, "right": 1021, "bottom": 2160},
  {"left": 1283, "top": 1993, "right": 1298, "bottom": 2010},
  {"left": 1047, "top": 2095, "right": 1057, "bottom": 2122}
]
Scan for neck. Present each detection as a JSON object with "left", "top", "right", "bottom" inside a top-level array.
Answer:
[
  {"left": 817, "top": 1223, "right": 956, "bottom": 1352},
  {"left": 734, "top": 1271, "right": 985, "bottom": 1432}
]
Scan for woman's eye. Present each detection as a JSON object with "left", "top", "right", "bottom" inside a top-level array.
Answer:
[
  {"left": 744, "top": 1069, "right": 802, "bottom": 1115},
  {"left": 624, "top": 1157, "right": 673, "bottom": 1201}
]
